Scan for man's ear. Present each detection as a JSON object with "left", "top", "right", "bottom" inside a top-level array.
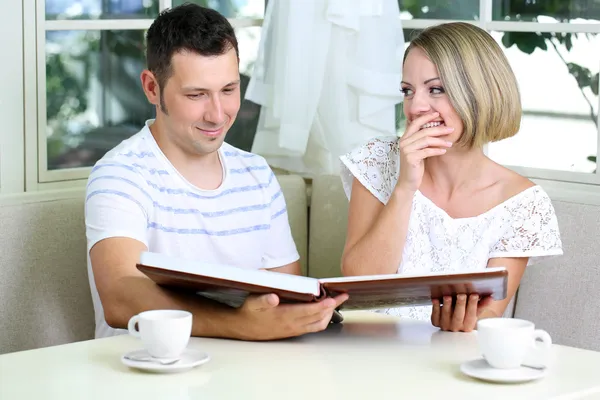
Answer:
[{"left": 140, "top": 69, "right": 160, "bottom": 106}]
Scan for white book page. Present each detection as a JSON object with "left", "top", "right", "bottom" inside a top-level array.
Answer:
[
  {"left": 319, "top": 267, "right": 507, "bottom": 284},
  {"left": 139, "top": 252, "right": 321, "bottom": 295}
]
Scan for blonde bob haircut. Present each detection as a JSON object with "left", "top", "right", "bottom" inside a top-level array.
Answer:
[{"left": 404, "top": 23, "right": 522, "bottom": 148}]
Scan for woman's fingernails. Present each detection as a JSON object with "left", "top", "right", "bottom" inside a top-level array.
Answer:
[
  {"left": 446, "top": 127, "right": 454, "bottom": 132},
  {"left": 446, "top": 141, "right": 453, "bottom": 147}
]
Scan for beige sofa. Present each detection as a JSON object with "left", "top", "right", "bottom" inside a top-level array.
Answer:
[{"left": 1, "top": 174, "right": 599, "bottom": 355}]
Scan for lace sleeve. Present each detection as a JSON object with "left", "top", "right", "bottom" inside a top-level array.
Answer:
[
  {"left": 339, "top": 136, "right": 400, "bottom": 204},
  {"left": 489, "top": 186, "right": 563, "bottom": 265}
]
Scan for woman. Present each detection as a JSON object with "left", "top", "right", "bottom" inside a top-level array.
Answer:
[{"left": 339, "top": 23, "right": 563, "bottom": 332}]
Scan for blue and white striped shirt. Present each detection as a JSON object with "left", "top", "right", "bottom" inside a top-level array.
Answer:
[{"left": 85, "top": 120, "right": 299, "bottom": 338}]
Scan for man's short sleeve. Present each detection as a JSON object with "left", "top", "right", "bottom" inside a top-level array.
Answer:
[{"left": 85, "top": 162, "right": 152, "bottom": 252}]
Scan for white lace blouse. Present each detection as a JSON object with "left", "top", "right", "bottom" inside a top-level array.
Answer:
[{"left": 340, "top": 137, "right": 563, "bottom": 321}]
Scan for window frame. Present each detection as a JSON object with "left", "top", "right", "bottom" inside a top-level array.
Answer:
[
  {"left": 23, "top": 0, "right": 264, "bottom": 191},
  {"left": 0, "top": 2, "right": 26, "bottom": 194}
]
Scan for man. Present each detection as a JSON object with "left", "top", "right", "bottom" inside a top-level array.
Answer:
[{"left": 85, "top": 3, "right": 347, "bottom": 340}]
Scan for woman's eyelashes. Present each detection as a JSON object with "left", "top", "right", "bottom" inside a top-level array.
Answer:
[
  {"left": 400, "top": 87, "right": 413, "bottom": 96},
  {"left": 400, "top": 86, "right": 445, "bottom": 97}
]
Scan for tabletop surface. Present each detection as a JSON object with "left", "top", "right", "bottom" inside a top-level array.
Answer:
[{"left": 2, "top": 312, "right": 600, "bottom": 400}]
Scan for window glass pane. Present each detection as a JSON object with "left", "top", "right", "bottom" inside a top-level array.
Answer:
[
  {"left": 493, "top": 0, "right": 600, "bottom": 23},
  {"left": 45, "top": 26, "right": 262, "bottom": 170},
  {"left": 398, "top": 0, "right": 478, "bottom": 20},
  {"left": 46, "top": 0, "right": 158, "bottom": 20},
  {"left": 172, "top": 0, "right": 265, "bottom": 18},
  {"left": 46, "top": 30, "right": 154, "bottom": 170},
  {"left": 488, "top": 31, "right": 599, "bottom": 173}
]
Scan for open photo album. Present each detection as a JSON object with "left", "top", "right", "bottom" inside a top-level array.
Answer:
[{"left": 136, "top": 252, "right": 508, "bottom": 311}]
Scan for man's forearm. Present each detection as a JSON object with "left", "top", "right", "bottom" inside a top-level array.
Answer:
[
  {"left": 103, "top": 275, "right": 243, "bottom": 339},
  {"left": 267, "top": 260, "right": 301, "bottom": 275}
]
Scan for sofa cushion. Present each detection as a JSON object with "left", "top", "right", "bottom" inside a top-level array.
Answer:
[
  {"left": 277, "top": 174, "right": 308, "bottom": 275},
  {"left": 514, "top": 200, "right": 600, "bottom": 351},
  {"left": 0, "top": 194, "right": 94, "bottom": 354},
  {"left": 308, "top": 175, "right": 349, "bottom": 278}
]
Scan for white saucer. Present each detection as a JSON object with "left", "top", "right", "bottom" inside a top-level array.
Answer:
[
  {"left": 121, "top": 349, "right": 210, "bottom": 374},
  {"left": 460, "top": 358, "right": 547, "bottom": 383}
]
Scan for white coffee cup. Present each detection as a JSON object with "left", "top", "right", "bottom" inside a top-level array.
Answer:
[
  {"left": 476, "top": 318, "right": 552, "bottom": 369},
  {"left": 127, "top": 310, "right": 192, "bottom": 359}
]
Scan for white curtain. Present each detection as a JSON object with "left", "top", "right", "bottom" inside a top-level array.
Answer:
[{"left": 245, "top": 0, "right": 405, "bottom": 176}]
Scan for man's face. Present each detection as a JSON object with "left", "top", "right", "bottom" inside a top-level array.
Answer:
[{"left": 158, "top": 48, "right": 241, "bottom": 157}]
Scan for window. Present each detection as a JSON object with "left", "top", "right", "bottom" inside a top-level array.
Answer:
[
  {"left": 487, "top": 31, "right": 598, "bottom": 177},
  {"left": 28, "top": 0, "right": 264, "bottom": 187},
  {"left": 400, "top": 0, "right": 600, "bottom": 186},
  {"left": 6, "top": 0, "right": 600, "bottom": 196}
]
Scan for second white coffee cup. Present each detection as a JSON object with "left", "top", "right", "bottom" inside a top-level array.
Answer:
[
  {"left": 477, "top": 318, "right": 552, "bottom": 369},
  {"left": 127, "top": 309, "right": 192, "bottom": 359}
]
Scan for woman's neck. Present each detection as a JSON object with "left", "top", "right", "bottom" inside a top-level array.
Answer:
[{"left": 423, "top": 147, "right": 489, "bottom": 197}]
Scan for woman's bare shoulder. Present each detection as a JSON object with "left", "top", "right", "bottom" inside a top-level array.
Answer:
[{"left": 492, "top": 163, "right": 536, "bottom": 200}]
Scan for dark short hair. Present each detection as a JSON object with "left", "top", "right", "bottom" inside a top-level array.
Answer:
[{"left": 145, "top": 3, "right": 239, "bottom": 91}]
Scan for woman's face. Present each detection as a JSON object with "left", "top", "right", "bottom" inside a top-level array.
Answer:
[{"left": 401, "top": 47, "right": 463, "bottom": 145}]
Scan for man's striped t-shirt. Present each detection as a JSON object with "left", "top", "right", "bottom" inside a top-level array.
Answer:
[{"left": 85, "top": 120, "right": 299, "bottom": 338}]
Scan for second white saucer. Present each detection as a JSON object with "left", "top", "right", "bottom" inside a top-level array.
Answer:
[
  {"left": 460, "top": 358, "right": 547, "bottom": 383},
  {"left": 121, "top": 348, "right": 210, "bottom": 374}
]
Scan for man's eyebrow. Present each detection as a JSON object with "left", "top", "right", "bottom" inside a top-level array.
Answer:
[
  {"left": 182, "top": 80, "right": 241, "bottom": 91},
  {"left": 223, "top": 80, "right": 241, "bottom": 87}
]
